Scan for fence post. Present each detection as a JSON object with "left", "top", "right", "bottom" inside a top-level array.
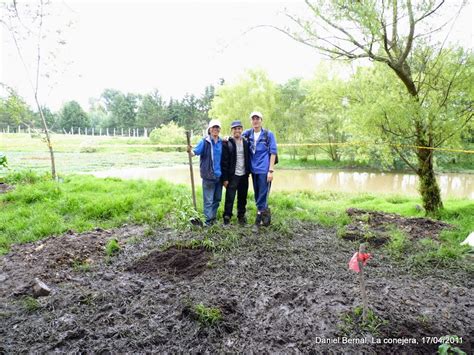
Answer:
[
  {"left": 144, "top": 127, "right": 147, "bottom": 138},
  {"left": 78, "top": 127, "right": 81, "bottom": 135},
  {"left": 92, "top": 128, "right": 95, "bottom": 136},
  {"left": 106, "top": 127, "right": 109, "bottom": 136},
  {"left": 121, "top": 128, "right": 124, "bottom": 136},
  {"left": 128, "top": 128, "right": 130, "bottom": 137},
  {"left": 113, "top": 128, "right": 116, "bottom": 136}
]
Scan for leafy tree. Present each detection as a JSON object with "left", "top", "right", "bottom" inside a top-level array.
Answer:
[
  {"left": 59, "top": 101, "right": 89, "bottom": 130},
  {"left": 303, "top": 65, "right": 349, "bottom": 161},
  {"left": 210, "top": 69, "right": 280, "bottom": 134},
  {"left": 100, "top": 89, "right": 138, "bottom": 128},
  {"left": 0, "top": 90, "right": 31, "bottom": 128},
  {"left": 280, "top": 0, "right": 472, "bottom": 214},
  {"left": 136, "top": 89, "right": 167, "bottom": 128},
  {"left": 273, "top": 78, "right": 308, "bottom": 158}
]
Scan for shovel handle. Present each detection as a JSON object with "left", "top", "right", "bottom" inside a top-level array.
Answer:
[{"left": 186, "top": 131, "right": 197, "bottom": 210}]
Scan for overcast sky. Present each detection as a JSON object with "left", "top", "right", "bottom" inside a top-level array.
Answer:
[{"left": 1, "top": 0, "right": 472, "bottom": 111}]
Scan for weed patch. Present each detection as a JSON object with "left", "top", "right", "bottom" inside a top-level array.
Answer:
[
  {"left": 192, "top": 303, "right": 223, "bottom": 326},
  {"left": 338, "top": 306, "right": 388, "bottom": 337}
]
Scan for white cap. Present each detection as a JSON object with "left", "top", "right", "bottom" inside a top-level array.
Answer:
[
  {"left": 208, "top": 119, "right": 222, "bottom": 129},
  {"left": 249, "top": 111, "right": 263, "bottom": 119}
]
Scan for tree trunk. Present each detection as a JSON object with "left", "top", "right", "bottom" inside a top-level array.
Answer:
[{"left": 417, "top": 146, "right": 443, "bottom": 215}]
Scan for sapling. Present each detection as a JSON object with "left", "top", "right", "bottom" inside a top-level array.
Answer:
[{"left": 348, "top": 243, "right": 371, "bottom": 321}]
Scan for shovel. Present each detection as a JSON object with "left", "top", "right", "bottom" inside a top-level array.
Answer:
[{"left": 185, "top": 131, "right": 203, "bottom": 226}]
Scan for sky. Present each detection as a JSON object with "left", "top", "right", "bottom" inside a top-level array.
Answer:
[{"left": 1, "top": 0, "right": 473, "bottom": 111}]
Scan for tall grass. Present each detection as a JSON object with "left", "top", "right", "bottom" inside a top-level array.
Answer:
[
  {"left": 1, "top": 171, "right": 472, "bottom": 264},
  {"left": 0, "top": 172, "right": 189, "bottom": 253}
]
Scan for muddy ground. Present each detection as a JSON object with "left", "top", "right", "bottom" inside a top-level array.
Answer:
[{"left": 0, "top": 213, "right": 472, "bottom": 354}]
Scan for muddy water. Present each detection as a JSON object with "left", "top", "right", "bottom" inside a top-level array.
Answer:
[{"left": 90, "top": 166, "right": 473, "bottom": 199}]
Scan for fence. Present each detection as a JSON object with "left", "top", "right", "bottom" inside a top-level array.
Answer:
[{"left": 0, "top": 125, "right": 154, "bottom": 138}]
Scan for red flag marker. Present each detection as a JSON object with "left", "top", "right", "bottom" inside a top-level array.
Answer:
[{"left": 348, "top": 252, "right": 372, "bottom": 272}]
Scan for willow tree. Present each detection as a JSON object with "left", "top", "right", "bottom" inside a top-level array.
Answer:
[{"left": 279, "top": 0, "right": 472, "bottom": 214}]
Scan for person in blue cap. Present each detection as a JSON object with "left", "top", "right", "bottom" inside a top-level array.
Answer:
[
  {"left": 187, "top": 119, "right": 223, "bottom": 226},
  {"left": 221, "top": 120, "right": 251, "bottom": 226},
  {"left": 242, "top": 111, "right": 278, "bottom": 228}
]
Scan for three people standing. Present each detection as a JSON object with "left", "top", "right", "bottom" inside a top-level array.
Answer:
[{"left": 188, "top": 111, "right": 278, "bottom": 228}]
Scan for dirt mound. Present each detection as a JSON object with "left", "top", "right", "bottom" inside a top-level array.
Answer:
[
  {"left": 0, "top": 182, "right": 14, "bottom": 193},
  {"left": 129, "top": 246, "right": 211, "bottom": 279},
  {"left": 343, "top": 208, "right": 453, "bottom": 246},
  {"left": 0, "top": 225, "right": 145, "bottom": 298}
]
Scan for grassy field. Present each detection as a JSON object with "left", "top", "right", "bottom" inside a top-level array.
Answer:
[
  {"left": 2, "top": 133, "right": 472, "bottom": 173},
  {"left": 1, "top": 172, "right": 472, "bottom": 270}
]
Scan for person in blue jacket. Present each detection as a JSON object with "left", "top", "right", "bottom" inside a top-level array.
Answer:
[
  {"left": 242, "top": 111, "right": 278, "bottom": 228},
  {"left": 187, "top": 119, "right": 223, "bottom": 226}
]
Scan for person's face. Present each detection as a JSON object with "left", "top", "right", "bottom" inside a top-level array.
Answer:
[
  {"left": 232, "top": 126, "right": 243, "bottom": 138},
  {"left": 210, "top": 125, "right": 220, "bottom": 137},
  {"left": 251, "top": 115, "right": 262, "bottom": 130}
]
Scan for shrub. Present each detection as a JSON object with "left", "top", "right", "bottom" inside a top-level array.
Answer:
[{"left": 149, "top": 122, "right": 186, "bottom": 145}]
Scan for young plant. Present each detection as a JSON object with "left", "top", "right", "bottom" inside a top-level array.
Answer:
[
  {"left": 193, "top": 303, "right": 222, "bottom": 326},
  {"left": 385, "top": 226, "right": 409, "bottom": 259},
  {"left": 105, "top": 238, "right": 120, "bottom": 257},
  {"left": 438, "top": 335, "right": 466, "bottom": 355},
  {"left": 21, "top": 296, "right": 41, "bottom": 312},
  {"left": 338, "top": 306, "right": 388, "bottom": 337}
]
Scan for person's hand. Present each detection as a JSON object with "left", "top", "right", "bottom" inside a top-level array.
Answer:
[
  {"left": 222, "top": 136, "right": 229, "bottom": 142},
  {"left": 223, "top": 180, "right": 229, "bottom": 188},
  {"left": 267, "top": 171, "right": 273, "bottom": 182},
  {"left": 187, "top": 145, "right": 193, "bottom": 154}
]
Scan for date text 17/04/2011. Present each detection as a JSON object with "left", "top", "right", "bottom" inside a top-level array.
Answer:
[{"left": 315, "top": 336, "right": 463, "bottom": 345}]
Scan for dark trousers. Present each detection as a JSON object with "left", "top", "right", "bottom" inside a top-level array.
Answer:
[
  {"left": 252, "top": 173, "right": 270, "bottom": 211},
  {"left": 223, "top": 175, "right": 249, "bottom": 219}
]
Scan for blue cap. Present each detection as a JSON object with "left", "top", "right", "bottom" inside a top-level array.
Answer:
[{"left": 231, "top": 120, "right": 243, "bottom": 129}]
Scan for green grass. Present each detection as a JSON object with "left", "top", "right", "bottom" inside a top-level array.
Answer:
[
  {"left": 21, "top": 296, "right": 41, "bottom": 312},
  {"left": 105, "top": 238, "right": 121, "bottom": 257},
  {"left": 338, "top": 306, "right": 389, "bottom": 337},
  {"left": 192, "top": 303, "right": 223, "bottom": 326},
  {"left": 0, "top": 171, "right": 190, "bottom": 254},
  {"left": 0, "top": 171, "right": 472, "bottom": 269}
]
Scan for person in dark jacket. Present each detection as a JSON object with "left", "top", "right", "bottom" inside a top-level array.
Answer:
[
  {"left": 221, "top": 120, "right": 251, "bottom": 226},
  {"left": 187, "top": 119, "right": 223, "bottom": 226}
]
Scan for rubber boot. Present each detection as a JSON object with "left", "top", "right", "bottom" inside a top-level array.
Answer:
[{"left": 261, "top": 208, "right": 271, "bottom": 227}]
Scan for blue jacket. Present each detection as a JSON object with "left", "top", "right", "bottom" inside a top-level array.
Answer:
[
  {"left": 193, "top": 135, "right": 222, "bottom": 180},
  {"left": 243, "top": 128, "right": 278, "bottom": 174}
]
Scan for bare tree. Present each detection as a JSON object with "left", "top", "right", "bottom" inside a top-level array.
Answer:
[
  {"left": 272, "top": 0, "right": 472, "bottom": 214},
  {"left": 1, "top": 0, "right": 72, "bottom": 179}
]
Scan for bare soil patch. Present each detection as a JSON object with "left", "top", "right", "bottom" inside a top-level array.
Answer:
[
  {"left": 0, "top": 221, "right": 472, "bottom": 354},
  {"left": 0, "top": 182, "right": 13, "bottom": 194},
  {"left": 128, "top": 246, "right": 211, "bottom": 279},
  {"left": 343, "top": 208, "right": 453, "bottom": 246}
]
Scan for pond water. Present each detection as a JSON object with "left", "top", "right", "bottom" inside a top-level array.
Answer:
[{"left": 89, "top": 165, "right": 473, "bottom": 199}]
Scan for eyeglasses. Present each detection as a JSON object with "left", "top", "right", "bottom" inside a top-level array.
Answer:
[{"left": 251, "top": 116, "right": 261, "bottom": 120}]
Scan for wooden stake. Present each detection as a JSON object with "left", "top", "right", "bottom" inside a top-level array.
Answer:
[{"left": 357, "top": 243, "right": 368, "bottom": 321}]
